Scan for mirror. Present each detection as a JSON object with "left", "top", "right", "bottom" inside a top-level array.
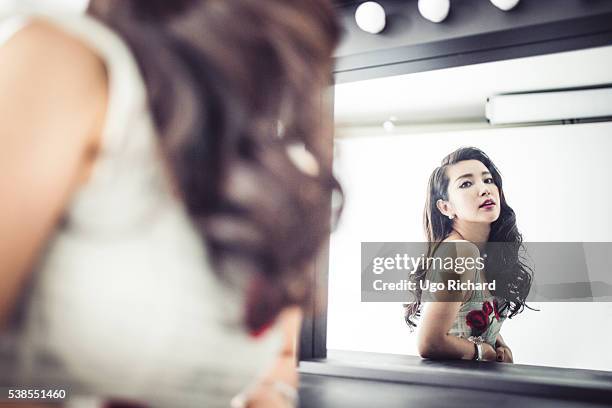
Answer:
[{"left": 328, "top": 44, "right": 612, "bottom": 371}]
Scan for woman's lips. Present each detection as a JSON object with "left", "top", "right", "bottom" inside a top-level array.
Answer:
[{"left": 479, "top": 199, "right": 496, "bottom": 209}]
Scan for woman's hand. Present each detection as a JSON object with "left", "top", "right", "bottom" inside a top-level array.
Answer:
[
  {"left": 244, "top": 380, "right": 297, "bottom": 408},
  {"left": 494, "top": 333, "right": 513, "bottom": 363},
  {"left": 481, "top": 342, "right": 498, "bottom": 361},
  {"left": 470, "top": 342, "right": 509, "bottom": 362},
  {"left": 495, "top": 345, "right": 513, "bottom": 363}
]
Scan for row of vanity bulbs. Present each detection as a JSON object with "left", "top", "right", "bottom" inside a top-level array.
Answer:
[{"left": 355, "top": 0, "right": 520, "bottom": 34}]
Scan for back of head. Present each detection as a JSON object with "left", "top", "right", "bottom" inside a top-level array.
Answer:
[{"left": 89, "top": 0, "right": 343, "bottom": 333}]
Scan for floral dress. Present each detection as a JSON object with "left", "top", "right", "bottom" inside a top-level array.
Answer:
[{"left": 447, "top": 267, "right": 508, "bottom": 347}]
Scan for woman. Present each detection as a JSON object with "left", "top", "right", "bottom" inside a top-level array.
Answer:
[
  {"left": 0, "top": 1, "right": 341, "bottom": 407},
  {"left": 404, "top": 147, "right": 532, "bottom": 363}
]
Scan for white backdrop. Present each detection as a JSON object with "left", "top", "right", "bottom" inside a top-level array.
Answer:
[{"left": 327, "top": 122, "right": 612, "bottom": 371}]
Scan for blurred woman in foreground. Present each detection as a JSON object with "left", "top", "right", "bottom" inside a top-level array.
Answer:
[{"left": 0, "top": 1, "right": 341, "bottom": 406}]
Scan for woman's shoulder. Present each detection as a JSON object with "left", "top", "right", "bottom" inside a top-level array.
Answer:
[
  {"left": 436, "top": 238, "right": 481, "bottom": 259},
  {"left": 1, "top": 16, "right": 107, "bottom": 142},
  {"left": 0, "top": 15, "right": 105, "bottom": 78},
  {"left": 1, "top": 15, "right": 108, "bottom": 178},
  {"left": 425, "top": 239, "right": 483, "bottom": 303}
]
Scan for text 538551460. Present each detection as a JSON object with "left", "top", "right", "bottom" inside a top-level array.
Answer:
[{"left": 2, "top": 388, "right": 67, "bottom": 401}]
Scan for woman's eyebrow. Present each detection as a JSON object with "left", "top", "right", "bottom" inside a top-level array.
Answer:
[
  {"left": 455, "top": 173, "right": 474, "bottom": 182},
  {"left": 454, "top": 171, "right": 491, "bottom": 183}
]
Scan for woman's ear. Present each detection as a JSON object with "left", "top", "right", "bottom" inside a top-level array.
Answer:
[{"left": 436, "top": 199, "right": 454, "bottom": 218}]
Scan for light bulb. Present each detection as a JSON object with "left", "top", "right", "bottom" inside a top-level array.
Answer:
[
  {"left": 383, "top": 120, "right": 395, "bottom": 132},
  {"left": 355, "top": 2, "right": 386, "bottom": 34},
  {"left": 489, "top": 0, "right": 520, "bottom": 11},
  {"left": 418, "top": 0, "right": 450, "bottom": 23}
]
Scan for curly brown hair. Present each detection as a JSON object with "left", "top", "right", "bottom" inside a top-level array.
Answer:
[{"left": 89, "top": 0, "right": 343, "bottom": 334}]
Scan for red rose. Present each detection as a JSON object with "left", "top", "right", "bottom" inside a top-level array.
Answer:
[
  {"left": 482, "top": 301, "right": 493, "bottom": 316},
  {"left": 466, "top": 310, "right": 489, "bottom": 335},
  {"left": 493, "top": 300, "right": 500, "bottom": 321}
]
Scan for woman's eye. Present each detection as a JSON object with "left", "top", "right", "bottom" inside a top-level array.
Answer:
[
  {"left": 459, "top": 181, "right": 472, "bottom": 188},
  {"left": 484, "top": 177, "right": 494, "bottom": 184}
]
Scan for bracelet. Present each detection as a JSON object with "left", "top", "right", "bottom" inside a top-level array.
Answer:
[
  {"left": 475, "top": 342, "right": 483, "bottom": 361},
  {"left": 467, "top": 335, "right": 484, "bottom": 361}
]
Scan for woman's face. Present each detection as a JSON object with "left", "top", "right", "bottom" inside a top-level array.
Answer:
[{"left": 439, "top": 159, "right": 501, "bottom": 224}]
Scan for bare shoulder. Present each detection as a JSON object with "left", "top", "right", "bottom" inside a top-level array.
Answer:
[
  {"left": 428, "top": 240, "right": 481, "bottom": 302},
  {"left": 440, "top": 235, "right": 480, "bottom": 257},
  {"left": 0, "top": 18, "right": 107, "bottom": 148},
  {"left": 1, "top": 18, "right": 105, "bottom": 76},
  {"left": 453, "top": 240, "right": 481, "bottom": 259}
]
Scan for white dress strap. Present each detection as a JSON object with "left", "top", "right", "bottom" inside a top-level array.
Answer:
[{"left": 0, "top": 14, "right": 27, "bottom": 43}]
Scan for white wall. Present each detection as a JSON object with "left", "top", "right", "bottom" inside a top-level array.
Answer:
[
  {"left": 327, "top": 122, "right": 612, "bottom": 371},
  {"left": 0, "top": 0, "right": 89, "bottom": 13}
]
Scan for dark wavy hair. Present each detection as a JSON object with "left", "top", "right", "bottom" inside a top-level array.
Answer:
[
  {"left": 404, "top": 147, "right": 533, "bottom": 328},
  {"left": 88, "top": 0, "right": 343, "bottom": 334}
]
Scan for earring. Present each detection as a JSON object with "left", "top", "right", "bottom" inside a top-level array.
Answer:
[{"left": 448, "top": 215, "right": 455, "bottom": 220}]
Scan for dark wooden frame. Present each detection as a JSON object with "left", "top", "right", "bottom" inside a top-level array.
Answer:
[
  {"left": 335, "top": 12, "right": 612, "bottom": 83},
  {"left": 297, "top": 7, "right": 612, "bottom": 404}
]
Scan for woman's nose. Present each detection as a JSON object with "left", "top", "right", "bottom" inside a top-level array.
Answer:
[{"left": 480, "top": 184, "right": 491, "bottom": 196}]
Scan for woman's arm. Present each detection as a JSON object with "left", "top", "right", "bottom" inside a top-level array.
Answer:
[
  {"left": 418, "top": 301, "right": 497, "bottom": 361},
  {"left": 241, "top": 307, "right": 302, "bottom": 408},
  {"left": 0, "top": 20, "right": 107, "bottom": 329},
  {"left": 259, "top": 306, "right": 302, "bottom": 388},
  {"left": 417, "top": 242, "right": 497, "bottom": 361}
]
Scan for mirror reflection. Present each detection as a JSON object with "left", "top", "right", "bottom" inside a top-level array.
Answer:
[{"left": 329, "top": 45, "right": 612, "bottom": 371}]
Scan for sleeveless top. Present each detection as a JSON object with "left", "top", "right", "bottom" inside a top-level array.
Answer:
[
  {"left": 426, "top": 241, "right": 507, "bottom": 347},
  {"left": 0, "top": 7, "right": 282, "bottom": 407},
  {"left": 447, "top": 267, "right": 507, "bottom": 347}
]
